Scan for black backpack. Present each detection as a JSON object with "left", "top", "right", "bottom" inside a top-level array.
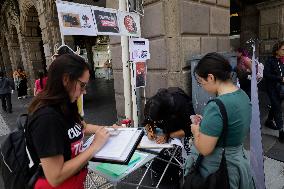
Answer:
[{"left": 0, "top": 114, "right": 41, "bottom": 189}]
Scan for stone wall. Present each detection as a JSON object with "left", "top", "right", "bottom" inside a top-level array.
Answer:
[
  {"left": 240, "top": 5, "right": 259, "bottom": 55},
  {"left": 257, "top": 0, "right": 284, "bottom": 58},
  {"left": 107, "top": 0, "right": 230, "bottom": 119}
]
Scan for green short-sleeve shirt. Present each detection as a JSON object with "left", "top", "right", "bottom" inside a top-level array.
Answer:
[{"left": 200, "top": 89, "right": 251, "bottom": 146}]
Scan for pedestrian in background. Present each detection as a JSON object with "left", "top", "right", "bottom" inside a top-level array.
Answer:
[
  {"left": 236, "top": 47, "right": 252, "bottom": 98},
  {"left": 185, "top": 52, "right": 254, "bottom": 189},
  {"left": 13, "top": 67, "right": 28, "bottom": 99},
  {"left": 34, "top": 71, "right": 47, "bottom": 96},
  {"left": 263, "top": 40, "right": 284, "bottom": 142},
  {"left": 104, "top": 60, "right": 112, "bottom": 80},
  {"left": 0, "top": 71, "right": 14, "bottom": 113}
]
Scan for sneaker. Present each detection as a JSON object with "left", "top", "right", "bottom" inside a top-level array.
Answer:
[
  {"left": 265, "top": 120, "right": 280, "bottom": 130},
  {"left": 18, "top": 97, "right": 22, "bottom": 99},
  {"left": 279, "top": 130, "right": 284, "bottom": 143}
]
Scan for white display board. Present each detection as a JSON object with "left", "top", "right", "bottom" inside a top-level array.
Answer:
[
  {"left": 129, "top": 38, "right": 150, "bottom": 61},
  {"left": 56, "top": 1, "right": 97, "bottom": 36}
]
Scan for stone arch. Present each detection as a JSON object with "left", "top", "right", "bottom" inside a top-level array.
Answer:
[
  {"left": 6, "top": 26, "right": 24, "bottom": 71},
  {"left": 21, "top": 4, "right": 47, "bottom": 88}
]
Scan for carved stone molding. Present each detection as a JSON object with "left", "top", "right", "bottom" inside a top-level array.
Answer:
[{"left": 257, "top": 0, "right": 284, "bottom": 10}]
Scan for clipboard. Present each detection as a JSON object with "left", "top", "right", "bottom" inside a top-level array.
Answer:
[{"left": 83, "top": 128, "right": 144, "bottom": 165}]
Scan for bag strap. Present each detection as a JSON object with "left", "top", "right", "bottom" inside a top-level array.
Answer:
[
  {"left": 210, "top": 99, "right": 229, "bottom": 148},
  {"left": 194, "top": 99, "right": 228, "bottom": 166},
  {"left": 17, "top": 114, "right": 37, "bottom": 168}
]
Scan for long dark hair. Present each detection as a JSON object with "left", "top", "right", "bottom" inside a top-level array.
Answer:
[
  {"left": 272, "top": 40, "right": 284, "bottom": 57},
  {"left": 194, "top": 52, "right": 232, "bottom": 82},
  {"left": 28, "top": 54, "right": 90, "bottom": 122}
]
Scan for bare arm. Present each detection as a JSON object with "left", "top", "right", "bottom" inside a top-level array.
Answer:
[
  {"left": 156, "top": 129, "right": 185, "bottom": 144},
  {"left": 246, "top": 58, "right": 252, "bottom": 71},
  {"left": 40, "top": 127, "right": 109, "bottom": 187},
  {"left": 169, "top": 129, "right": 185, "bottom": 138},
  {"left": 191, "top": 124, "right": 218, "bottom": 156},
  {"left": 82, "top": 121, "right": 121, "bottom": 135}
]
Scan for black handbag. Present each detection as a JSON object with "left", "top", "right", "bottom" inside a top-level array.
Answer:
[{"left": 183, "top": 99, "right": 230, "bottom": 189}]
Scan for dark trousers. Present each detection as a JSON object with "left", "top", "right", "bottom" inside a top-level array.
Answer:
[
  {"left": 18, "top": 79, "right": 27, "bottom": 97},
  {"left": 239, "top": 78, "right": 251, "bottom": 99},
  {"left": 0, "top": 93, "right": 12, "bottom": 112},
  {"left": 267, "top": 89, "right": 283, "bottom": 129}
]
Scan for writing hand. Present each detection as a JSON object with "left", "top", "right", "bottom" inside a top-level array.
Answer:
[
  {"left": 111, "top": 124, "right": 124, "bottom": 128},
  {"left": 156, "top": 135, "right": 168, "bottom": 144},
  {"left": 91, "top": 127, "right": 110, "bottom": 151}
]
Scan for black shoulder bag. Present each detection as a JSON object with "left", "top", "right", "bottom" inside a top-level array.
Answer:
[{"left": 183, "top": 99, "right": 230, "bottom": 189}]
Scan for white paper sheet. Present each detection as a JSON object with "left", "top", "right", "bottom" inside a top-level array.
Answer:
[{"left": 82, "top": 128, "right": 139, "bottom": 160}]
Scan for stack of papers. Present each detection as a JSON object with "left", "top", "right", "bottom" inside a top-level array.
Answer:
[
  {"left": 138, "top": 136, "right": 173, "bottom": 149},
  {"left": 95, "top": 152, "right": 144, "bottom": 177}
]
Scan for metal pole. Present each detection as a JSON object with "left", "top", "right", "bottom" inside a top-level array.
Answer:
[
  {"left": 119, "top": 0, "right": 132, "bottom": 121},
  {"left": 130, "top": 61, "right": 139, "bottom": 127}
]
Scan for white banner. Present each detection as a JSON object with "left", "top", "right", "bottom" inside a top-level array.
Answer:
[
  {"left": 118, "top": 11, "right": 141, "bottom": 37},
  {"left": 129, "top": 38, "right": 150, "bottom": 61},
  {"left": 56, "top": 1, "right": 97, "bottom": 36},
  {"left": 92, "top": 7, "right": 121, "bottom": 36}
]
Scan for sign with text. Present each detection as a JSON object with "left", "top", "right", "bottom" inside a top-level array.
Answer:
[
  {"left": 129, "top": 38, "right": 150, "bottom": 61},
  {"left": 92, "top": 7, "right": 120, "bottom": 35},
  {"left": 56, "top": 1, "right": 97, "bottom": 36},
  {"left": 118, "top": 11, "right": 141, "bottom": 37}
]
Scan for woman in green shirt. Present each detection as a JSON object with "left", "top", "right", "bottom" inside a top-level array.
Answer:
[{"left": 185, "top": 52, "right": 255, "bottom": 189}]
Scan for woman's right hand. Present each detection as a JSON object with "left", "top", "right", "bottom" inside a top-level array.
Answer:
[
  {"left": 190, "top": 114, "right": 202, "bottom": 125},
  {"left": 90, "top": 127, "right": 110, "bottom": 152}
]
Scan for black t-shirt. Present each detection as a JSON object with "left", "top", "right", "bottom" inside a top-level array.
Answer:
[{"left": 29, "top": 106, "right": 84, "bottom": 162}]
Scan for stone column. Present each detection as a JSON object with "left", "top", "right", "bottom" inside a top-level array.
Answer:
[
  {"left": 0, "top": 45, "right": 13, "bottom": 78},
  {"left": 23, "top": 37, "right": 45, "bottom": 92},
  {"left": 240, "top": 5, "right": 259, "bottom": 54},
  {"left": 107, "top": 0, "right": 230, "bottom": 119},
  {"left": 257, "top": 0, "right": 284, "bottom": 58},
  {"left": 0, "top": 51, "right": 5, "bottom": 73},
  {"left": 5, "top": 35, "right": 20, "bottom": 71}
]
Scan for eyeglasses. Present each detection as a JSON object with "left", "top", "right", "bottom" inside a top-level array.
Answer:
[{"left": 77, "top": 79, "right": 88, "bottom": 91}]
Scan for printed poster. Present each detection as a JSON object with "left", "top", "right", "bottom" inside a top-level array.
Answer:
[
  {"left": 92, "top": 7, "right": 120, "bottom": 35},
  {"left": 56, "top": 1, "right": 97, "bottom": 36},
  {"left": 135, "top": 61, "right": 147, "bottom": 88},
  {"left": 118, "top": 11, "right": 141, "bottom": 37},
  {"left": 129, "top": 38, "right": 150, "bottom": 61}
]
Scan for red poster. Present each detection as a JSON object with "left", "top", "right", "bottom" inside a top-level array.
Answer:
[{"left": 135, "top": 62, "right": 146, "bottom": 88}]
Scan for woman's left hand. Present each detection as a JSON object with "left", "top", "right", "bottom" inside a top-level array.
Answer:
[
  {"left": 111, "top": 124, "right": 124, "bottom": 129},
  {"left": 156, "top": 134, "right": 168, "bottom": 144}
]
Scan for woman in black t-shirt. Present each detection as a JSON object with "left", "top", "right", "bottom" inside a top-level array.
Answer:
[{"left": 28, "top": 53, "right": 111, "bottom": 189}]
